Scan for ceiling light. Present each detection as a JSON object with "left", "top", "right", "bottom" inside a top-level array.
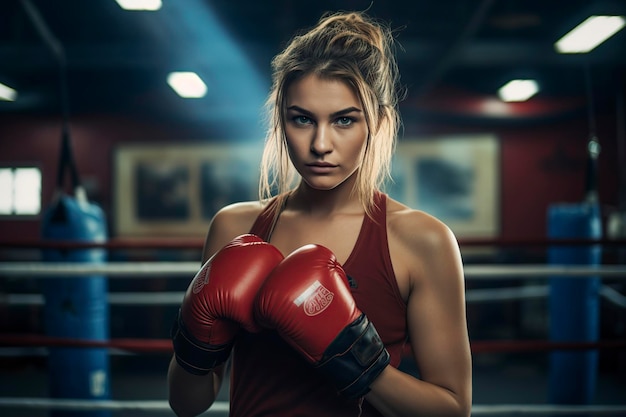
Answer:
[
  {"left": 555, "top": 15, "right": 625, "bottom": 53},
  {"left": 498, "top": 79, "right": 539, "bottom": 102},
  {"left": 167, "top": 72, "right": 207, "bottom": 98},
  {"left": 0, "top": 82, "right": 17, "bottom": 101},
  {"left": 115, "top": 0, "right": 162, "bottom": 11}
]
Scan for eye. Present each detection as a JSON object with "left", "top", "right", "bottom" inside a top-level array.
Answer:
[
  {"left": 335, "top": 116, "right": 354, "bottom": 127},
  {"left": 292, "top": 115, "right": 312, "bottom": 126}
]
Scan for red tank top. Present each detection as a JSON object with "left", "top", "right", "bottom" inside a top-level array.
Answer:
[{"left": 228, "top": 191, "right": 407, "bottom": 417}]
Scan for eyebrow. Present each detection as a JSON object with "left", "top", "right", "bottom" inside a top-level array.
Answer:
[{"left": 286, "top": 105, "right": 362, "bottom": 118}]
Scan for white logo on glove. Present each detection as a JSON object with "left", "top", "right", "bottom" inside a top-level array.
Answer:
[
  {"left": 192, "top": 265, "right": 211, "bottom": 294},
  {"left": 294, "top": 280, "right": 334, "bottom": 316}
]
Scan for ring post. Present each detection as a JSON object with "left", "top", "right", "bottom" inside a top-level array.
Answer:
[
  {"left": 547, "top": 202, "right": 602, "bottom": 405},
  {"left": 42, "top": 191, "right": 110, "bottom": 417}
]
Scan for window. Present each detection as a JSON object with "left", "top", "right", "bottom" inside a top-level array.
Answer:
[{"left": 0, "top": 167, "right": 42, "bottom": 216}]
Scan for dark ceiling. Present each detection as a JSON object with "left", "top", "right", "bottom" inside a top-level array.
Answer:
[{"left": 1, "top": 0, "right": 625, "bottom": 138}]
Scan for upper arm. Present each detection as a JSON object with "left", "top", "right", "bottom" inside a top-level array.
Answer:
[
  {"left": 201, "top": 201, "right": 263, "bottom": 262},
  {"left": 168, "top": 201, "right": 262, "bottom": 415},
  {"left": 403, "top": 216, "right": 471, "bottom": 402}
]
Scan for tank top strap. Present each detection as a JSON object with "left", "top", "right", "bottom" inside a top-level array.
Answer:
[
  {"left": 249, "top": 197, "right": 281, "bottom": 241},
  {"left": 343, "top": 191, "right": 387, "bottom": 271}
]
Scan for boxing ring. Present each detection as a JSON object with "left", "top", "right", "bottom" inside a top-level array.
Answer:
[{"left": 1, "top": 238, "right": 625, "bottom": 416}]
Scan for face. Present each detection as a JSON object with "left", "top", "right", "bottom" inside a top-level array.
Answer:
[{"left": 283, "top": 74, "right": 368, "bottom": 191}]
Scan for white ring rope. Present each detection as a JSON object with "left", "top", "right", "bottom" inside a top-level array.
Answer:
[
  {"left": 465, "top": 265, "right": 626, "bottom": 279},
  {"left": 464, "top": 284, "right": 626, "bottom": 308},
  {"left": 0, "top": 262, "right": 625, "bottom": 278},
  {"left": 0, "top": 262, "right": 201, "bottom": 278},
  {"left": 3, "top": 285, "right": 626, "bottom": 309},
  {"left": 470, "top": 404, "right": 626, "bottom": 415},
  {"left": 3, "top": 292, "right": 185, "bottom": 306},
  {"left": 0, "top": 398, "right": 625, "bottom": 415},
  {"left": 0, "top": 397, "right": 229, "bottom": 413}
]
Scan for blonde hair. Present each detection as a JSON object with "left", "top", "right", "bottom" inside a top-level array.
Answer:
[{"left": 259, "top": 11, "right": 403, "bottom": 217}]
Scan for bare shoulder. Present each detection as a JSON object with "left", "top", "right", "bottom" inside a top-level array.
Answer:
[
  {"left": 386, "top": 197, "right": 458, "bottom": 253},
  {"left": 202, "top": 200, "right": 266, "bottom": 261},
  {"left": 385, "top": 196, "right": 463, "bottom": 296}
]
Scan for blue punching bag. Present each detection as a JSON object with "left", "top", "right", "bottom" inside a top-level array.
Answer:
[
  {"left": 20, "top": 1, "right": 110, "bottom": 411},
  {"left": 41, "top": 127, "right": 110, "bottom": 417},
  {"left": 547, "top": 203, "right": 602, "bottom": 404},
  {"left": 547, "top": 136, "right": 603, "bottom": 405}
]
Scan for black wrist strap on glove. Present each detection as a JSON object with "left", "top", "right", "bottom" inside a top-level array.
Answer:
[
  {"left": 316, "top": 313, "right": 390, "bottom": 398},
  {"left": 170, "top": 310, "right": 232, "bottom": 375}
]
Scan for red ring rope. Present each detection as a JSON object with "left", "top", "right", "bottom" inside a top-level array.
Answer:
[
  {"left": 1, "top": 334, "right": 625, "bottom": 355},
  {"left": 0, "top": 238, "right": 625, "bottom": 250},
  {"left": 0, "top": 334, "right": 171, "bottom": 353}
]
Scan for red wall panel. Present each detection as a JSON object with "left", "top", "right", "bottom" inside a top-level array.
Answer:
[{"left": 0, "top": 113, "right": 620, "bottom": 242}]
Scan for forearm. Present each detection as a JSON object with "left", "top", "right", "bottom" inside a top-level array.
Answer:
[
  {"left": 366, "top": 366, "right": 471, "bottom": 417},
  {"left": 167, "top": 356, "right": 224, "bottom": 417}
]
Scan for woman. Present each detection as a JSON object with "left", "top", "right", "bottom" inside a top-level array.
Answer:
[{"left": 168, "top": 10, "right": 471, "bottom": 417}]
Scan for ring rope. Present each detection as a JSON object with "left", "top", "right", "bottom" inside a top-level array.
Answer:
[
  {"left": 1, "top": 237, "right": 625, "bottom": 249},
  {"left": 4, "top": 291, "right": 185, "bottom": 306},
  {"left": 464, "top": 265, "right": 626, "bottom": 279},
  {"left": 465, "top": 284, "right": 626, "bottom": 308},
  {"left": 470, "top": 404, "right": 626, "bottom": 415},
  {"left": 0, "top": 334, "right": 172, "bottom": 353},
  {"left": 1, "top": 262, "right": 625, "bottom": 278},
  {"left": 1, "top": 334, "right": 625, "bottom": 354},
  {"left": 0, "top": 397, "right": 229, "bottom": 413},
  {"left": 3, "top": 284, "right": 625, "bottom": 308},
  {"left": 0, "top": 398, "right": 625, "bottom": 415}
]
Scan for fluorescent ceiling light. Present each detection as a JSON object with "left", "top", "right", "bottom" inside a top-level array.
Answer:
[
  {"left": 555, "top": 15, "right": 625, "bottom": 53},
  {"left": 115, "top": 0, "right": 162, "bottom": 11},
  {"left": 498, "top": 79, "right": 539, "bottom": 102},
  {"left": 0, "top": 82, "right": 17, "bottom": 101},
  {"left": 167, "top": 72, "right": 208, "bottom": 98}
]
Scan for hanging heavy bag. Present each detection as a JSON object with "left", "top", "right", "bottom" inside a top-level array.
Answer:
[
  {"left": 41, "top": 126, "right": 111, "bottom": 417},
  {"left": 19, "top": 0, "right": 111, "bottom": 413},
  {"left": 547, "top": 72, "right": 603, "bottom": 406}
]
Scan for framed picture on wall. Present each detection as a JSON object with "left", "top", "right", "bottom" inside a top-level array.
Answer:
[
  {"left": 114, "top": 143, "right": 262, "bottom": 237},
  {"left": 388, "top": 134, "right": 500, "bottom": 238}
]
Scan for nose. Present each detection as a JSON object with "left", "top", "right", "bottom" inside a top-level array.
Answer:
[{"left": 310, "top": 125, "right": 333, "bottom": 155}]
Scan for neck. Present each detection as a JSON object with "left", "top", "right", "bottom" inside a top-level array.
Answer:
[{"left": 289, "top": 177, "right": 363, "bottom": 217}]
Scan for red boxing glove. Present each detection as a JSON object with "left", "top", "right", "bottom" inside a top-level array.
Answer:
[
  {"left": 172, "top": 234, "right": 283, "bottom": 375},
  {"left": 255, "top": 244, "right": 390, "bottom": 398}
]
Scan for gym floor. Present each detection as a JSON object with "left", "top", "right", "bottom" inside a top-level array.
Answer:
[{"left": 1, "top": 350, "right": 625, "bottom": 417}]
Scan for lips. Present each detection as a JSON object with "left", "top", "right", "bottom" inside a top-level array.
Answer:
[
  {"left": 306, "top": 162, "right": 337, "bottom": 173},
  {"left": 307, "top": 162, "right": 337, "bottom": 168}
]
